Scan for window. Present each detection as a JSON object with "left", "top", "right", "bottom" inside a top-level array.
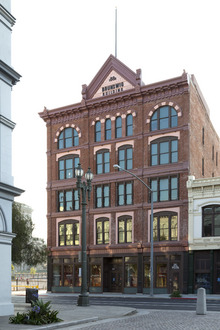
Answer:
[
  {"left": 153, "top": 212, "right": 178, "bottom": 241},
  {"left": 95, "top": 184, "right": 110, "bottom": 208},
  {"left": 96, "top": 149, "right": 110, "bottom": 174},
  {"left": 115, "top": 116, "right": 122, "bottom": 138},
  {"left": 117, "top": 182, "right": 133, "bottom": 206},
  {"left": 118, "top": 145, "right": 133, "bottom": 170},
  {"left": 105, "top": 118, "right": 111, "bottom": 140},
  {"left": 151, "top": 176, "right": 178, "bottom": 202},
  {"left": 58, "top": 189, "right": 79, "bottom": 212},
  {"left": 58, "top": 155, "right": 79, "bottom": 180},
  {"left": 95, "top": 121, "right": 101, "bottom": 142},
  {"left": 150, "top": 106, "right": 178, "bottom": 131},
  {"left": 203, "top": 205, "right": 220, "bottom": 237},
  {"left": 126, "top": 114, "right": 133, "bottom": 136},
  {"left": 151, "top": 138, "right": 178, "bottom": 166},
  {"left": 58, "top": 128, "right": 79, "bottom": 149},
  {"left": 118, "top": 216, "right": 132, "bottom": 243},
  {"left": 96, "top": 218, "right": 109, "bottom": 244},
  {"left": 59, "top": 220, "right": 79, "bottom": 246},
  {"left": 125, "top": 257, "right": 137, "bottom": 287}
]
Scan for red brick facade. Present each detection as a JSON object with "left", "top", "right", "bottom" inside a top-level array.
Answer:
[{"left": 39, "top": 55, "right": 220, "bottom": 294}]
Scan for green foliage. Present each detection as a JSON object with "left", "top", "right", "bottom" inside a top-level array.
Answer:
[
  {"left": 12, "top": 202, "right": 47, "bottom": 267},
  {"left": 9, "top": 299, "right": 62, "bottom": 325},
  {"left": 170, "top": 290, "right": 182, "bottom": 298}
]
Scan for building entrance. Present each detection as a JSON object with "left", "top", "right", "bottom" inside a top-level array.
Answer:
[{"left": 103, "top": 257, "right": 122, "bottom": 292}]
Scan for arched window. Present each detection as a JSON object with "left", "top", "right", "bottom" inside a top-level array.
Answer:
[
  {"left": 58, "top": 155, "right": 79, "bottom": 180},
  {"left": 59, "top": 220, "right": 79, "bottom": 246},
  {"left": 118, "top": 215, "right": 132, "bottom": 243},
  {"left": 96, "top": 217, "right": 109, "bottom": 244},
  {"left": 126, "top": 114, "right": 133, "bottom": 136},
  {"left": 58, "top": 128, "right": 79, "bottom": 149},
  {"left": 96, "top": 149, "right": 110, "bottom": 174},
  {"left": 115, "top": 116, "right": 122, "bottom": 138},
  {"left": 151, "top": 137, "right": 178, "bottom": 166},
  {"left": 153, "top": 212, "right": 178, "bottom": 241},
  {"left": 203, "top": 205, "right": 220, "bottom": 237},
  {"left": 95, "top": 121, "right": 101, "bottom": 142},
  {"left": 118, "top": 145, "right": 133, "bottom": 170},
  {"left": 150, "top": 106, "right": 178, "bottom": 131},
  {"left": 105, "top": 118, "right": 111, "bottom": 140}
]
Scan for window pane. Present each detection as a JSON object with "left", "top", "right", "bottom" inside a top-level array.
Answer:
[
  {"left": 104, "top": 186, "right": 110, "bottom": 207},
  {"left": 126, "top": 114, "right": 133, "bottom": 136},
  {"left": 151, "top": 180, "right": 158, "bottom": 202},
  {"left": 59, "top": 192, "right": 64, "bottom": 211},
  {"left": 66, "top": 224, "right": 73, "bottom": 245},
  {"left": 66, "top": 191, "right": 73, "bottom": 210},
  {"left": 171, "top": 177, "right": 178, "bottom": 200},
  {"left": 127, "top": 148, "right": 133, "bottom": 169},
  {"left": 58, "top": 132, "right": 64, "bottom": 149},
  {"left": 153, "top": 217, "right": 158, "bottom": 241},
  {"left": 74, "top": 223, "right": 79, "bottom": 245},
  {"left": 118, "top": 184, "right": 124, "bottom": 205},
  {"left": 126, "top": 183, "right": 132, "bottom": 205},
  {"left": 156, "top": 263, "right": 167, "bottom": 288},
  {"left": 119, "top": 220, "right": 125, "bottom": 243},
  {"left": 159, "top": 107, "right": 169, "bottom": 129},
  {"left": 97, "top": 221, "right": 103, "bottom": 244},
  {"left": 66, "top": 159, "right": 73, "bottom": 178},
  {"left": 59, "top": 224, "right": 65, "bottom": 246},
  {"left": 160, "top": 179, "right": 168, "bottom": 201},
  {"left": 65, "top": 128, "right": 72, "bottom": 148},
  {"left": 171, "top": 215, "right": 178, "bottom": 240},
  {"left": 204, "top": 215, "right": 212, "bottom": 236},
  {"left": 105, "top": 119, "right": 111, "bottom": 140},
  {"left": 96, "top": 187, "right": 102, "bottom": 208},
  {"left": 74, "top": 190, "right": 79, "bottom": 210},
  {"left": 151, "top": 111, "right": 157, "bottom": 131},
  {"left": 126, "top": 219, "right": 132, "bottom": 243},
  {"left": 104, "top": 221, "right": 109, "bottom": 244},
  {"left": 59, "top": 160, "right": 65, "bottom": 180},
  {"left": 104, "top": 152, "right": 110, "bottom": 173},
  {"left": 160, "top": 141, "right": 169, "bottom": 164},
  {"left": 73, "top": 129, "right": 79, "bottom": 146},
  {"left": 171, "top": 108, "right": 178, "bottom": 127},
  {"left": 159, "top": 216, "right": 169, "bottom": 241},
  {"left": 116, "top": 117, "right": 122, "bottom": 138}
]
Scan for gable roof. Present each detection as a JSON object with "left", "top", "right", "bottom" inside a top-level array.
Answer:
[{"left": 82, "top": 54, "right": 143, "bottom": 101}]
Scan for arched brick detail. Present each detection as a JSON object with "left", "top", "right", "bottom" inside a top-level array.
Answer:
[
  {"left": 146, "top": 102, "right": 182, "bottom": 124},
  {"left": 54, "top": 124, "right": 81, "bottom": 143},
  {"left": 91, "top": 110, "right": 136, "bottom": 126}
]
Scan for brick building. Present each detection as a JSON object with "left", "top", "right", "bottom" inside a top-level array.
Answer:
[{"left": 39, "top": 55, "right": 220, "bottom": 294}]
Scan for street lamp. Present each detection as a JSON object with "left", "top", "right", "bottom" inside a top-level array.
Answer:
[
  {"left": 113, "top": 164, "right": 154, "bottom": 297},
  {"left": 75, "top": 163, "right": 93, "bottom": 306}
]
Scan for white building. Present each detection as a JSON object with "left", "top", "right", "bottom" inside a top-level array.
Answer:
[
  {"left": 187, "top": 176, "right": 220, "bottom": 294},
  {"left": 0, "top": 0, "right": 23, "bottom": 316}
]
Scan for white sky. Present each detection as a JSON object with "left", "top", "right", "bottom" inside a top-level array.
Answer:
[{"left": 11, "top": 0, "right": 220, "bottom": 241}]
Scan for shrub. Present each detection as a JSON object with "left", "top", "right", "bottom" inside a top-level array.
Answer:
[
  {"left": 170, "top": 290, "right": 182, "bottom": 298},
  {"left": 9, "top": 299, "right": 63, "bottom": 325}
]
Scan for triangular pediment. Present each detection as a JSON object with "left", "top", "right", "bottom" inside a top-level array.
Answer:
[{"left": 82, "top": 55, "right": 142, "bottom": 101}]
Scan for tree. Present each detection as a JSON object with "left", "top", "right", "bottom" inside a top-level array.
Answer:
[{"left": 12, "top": 202, "right": 47, "bottom": 266}]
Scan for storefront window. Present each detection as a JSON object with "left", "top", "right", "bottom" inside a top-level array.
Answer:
[
  {"left": 90, "top": 265, "right": 101, "bottom": 287},
  {"left": 156, "top": 263, "right": 167, "bottom": 288},
  {"left": 74, "top": 264, "right": 82, "bottom": 287},
  {"left": 63, "top": 264, "right": 73, "bottom": 287},
  {"left": 52, "top": 263, "right": 61, "bottom": 287},
  {"left": 125, "top": 259, "right": 137, "bottom": 287},
  {"left": 144, "top": 264, "right": 150, "bottom": 288}
]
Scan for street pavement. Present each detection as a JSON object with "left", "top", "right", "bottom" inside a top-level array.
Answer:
[{"left": 1, "top": 291, "right": 220, "bottom": 329}]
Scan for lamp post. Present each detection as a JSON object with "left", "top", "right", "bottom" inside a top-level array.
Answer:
[
  {"left": 113, "top": 164, "right": 154, "bottom": 297},
  {"left": 75, "top": 163, "right": 93, "bottom": 306}
]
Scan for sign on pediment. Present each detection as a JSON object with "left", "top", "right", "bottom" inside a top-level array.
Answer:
[{"left": 92, "top": 70, "right": 134, "bottom": 99}]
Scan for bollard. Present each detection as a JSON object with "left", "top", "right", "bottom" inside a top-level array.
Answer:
[{"left": 196, "top": 287, "right": 207, "bottom": 315}]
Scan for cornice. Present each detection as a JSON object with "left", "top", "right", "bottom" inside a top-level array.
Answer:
[
  {"left": 0, "top": 5, "right": 16, "bottom": 26},
  {"left": 0, "top": 114, "right": 16, "bottom": 129},
  {"left": 0, "top": 60, "right": 21, "bottom": 86},
  {"left": 39, "top": 74, "right": 189, "bottom": 124}
]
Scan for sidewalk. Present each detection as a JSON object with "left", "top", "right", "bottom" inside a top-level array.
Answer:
[{"left": 1, "top": 290, "right": 220, "bottom": 330}]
